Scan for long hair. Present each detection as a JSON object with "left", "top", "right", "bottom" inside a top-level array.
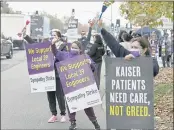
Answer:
[
  {"left": 53, "top": 30, "right": 62, "bottom": 38},
  {"left": 131, "top": 37, "right": 150, "bottom": 56},
  {"left": 94, "top": 34, "right": 103, "bottom": 45},
  {"left": 122, "top": 33, "right": 133, "bottom": 42},
  {"left": 118, "top": 30, "right": 127, "bottom": 42},
  {"left": 72, "top": 41, "right": 84, "bottom": 54}
]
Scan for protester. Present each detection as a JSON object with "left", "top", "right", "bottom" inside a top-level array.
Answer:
[
  {"left": 51, "top": 39, "right": 101, "bottom": 130},
  {"left": 47, "top": 30, "right": 69, "bottom": 123},
  {"left": 149, "top": 32, "right": 159, "bottom": 58},
  {"left": 23, "top": 28, "right": 69, "bottom": 123},
  {"left": 87, "top": 34, "right": 105, "bottom": 90},
  {"left": 78, "top": 19, "right": 94, "bottom": 53},
  {"left": 161, "top": 33, "right": 172, "bottom": 67},
  {"left": 119, "top": 32, "right": 132, "bottom": 50},
  {"left": 98, "top": 20, "right": 159, "bottom": 77}
]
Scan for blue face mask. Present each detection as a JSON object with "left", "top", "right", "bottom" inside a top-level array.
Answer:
[{"left": 130, "top": 50, "right": 140, "bottom": 57}]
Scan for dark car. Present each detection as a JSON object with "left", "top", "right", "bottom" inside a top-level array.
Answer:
[{"left": 1, "top": 38, "right": 13, "bottom": 59}]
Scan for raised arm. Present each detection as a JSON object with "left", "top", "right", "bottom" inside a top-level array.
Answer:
[
  {"left": 97, "top": 20, "right": 130, "bottom": 57},
  {"left": 24, "top": 35, "right": 36, "bottom": 44},
  {"left": 86, "top": 19, "right": 95, "bottom": 42},
  {"left": 86, "top": 27, "right": 92, "bottom": 42},
  {"left": 101, "top": 28, "right": 130, "bottom": 57},
  {"left": 22, "top": 27, "right": 35, "bottom": 44}
]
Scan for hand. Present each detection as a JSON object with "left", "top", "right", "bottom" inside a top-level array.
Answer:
[
  {"left": 124, "top": 54, "right": 135, "bottom": 61},
  {"left": 86, "top": 59, "right": 92, "bottom": 64},
  {"left": 88, "top": 19, "right": 94, "bottom": 28},
  {"left": 17, "top": 33, "right": 22, "bottom": 37},
  {"left": 98, "top": 20, "right": 103, "bottom": 28},
  {"left": 88, "top": 19, "right": 95, "bottom": 27},
  {"left": 52, "top": 38, "right": 58, "bottom": 45}
]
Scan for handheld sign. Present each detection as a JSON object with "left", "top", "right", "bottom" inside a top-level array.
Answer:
[
  {"left": 99, "top": 0, "right": 114, "bottom": 20},
  {"left": 105, "top": 57, "right": 154, "bottom": 129},
  {"left": 56, "top": 55, "right": 102, "bottom": 113},
  {"left": 18, "top": 20, "right": 30, "bottom": 37},
  {"left": 26, "top": 41, "right": 56, "bottom": 93}
]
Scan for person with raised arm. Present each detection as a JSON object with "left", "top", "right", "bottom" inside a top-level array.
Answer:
[{"left": 98, "top": 20, "right": 159, "bottom": 77}]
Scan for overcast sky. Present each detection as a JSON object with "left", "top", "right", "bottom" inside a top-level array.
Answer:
[{"left": 8, "top": 2, "right": 128, "bottom": 26}]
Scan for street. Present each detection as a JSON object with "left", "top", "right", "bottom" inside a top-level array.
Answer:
[
  {"left": 1, "top": 49, "right": 26, "bottom": 72},
  {"left": 1, "top": 51, "right": 106, "bottom": 129}
]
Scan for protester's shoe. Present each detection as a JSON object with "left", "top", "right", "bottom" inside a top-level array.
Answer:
[
  {"left": 60, "top": 115, "right": 66, "bottom": 123},
  {"left": 69, "top": 121, "right": 77, "bottom": 130},
  {"left": 92, "top": 120, "right": 100, "bottom": 130},
  {"left": 48, "top": 115, "right": 57, "bottom": 123}
]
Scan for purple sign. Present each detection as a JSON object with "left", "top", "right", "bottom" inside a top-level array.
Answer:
[
  {"left": 56, "top": 55, "right": 95, "bottom": 95},
  {"left": 26, "top": 42, "right": 54, "bottom": 75}
]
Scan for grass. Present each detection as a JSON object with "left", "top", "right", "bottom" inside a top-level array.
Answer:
[{"left": 154, "top": 83, "right": 173, "bottom": 103}]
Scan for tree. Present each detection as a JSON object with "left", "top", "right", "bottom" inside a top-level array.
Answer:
[
  {"left": 119, "top": 2, "right": 173, "bottom": 27},
  {"left": 1, "top": 1, "right": 15, "bottom": 14}
]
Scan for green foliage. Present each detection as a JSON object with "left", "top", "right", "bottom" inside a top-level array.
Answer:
[{"left": 119, "top": 2, "right": 173, "bottom": 27}]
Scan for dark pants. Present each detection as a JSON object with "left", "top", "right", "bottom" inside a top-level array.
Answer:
[
  {"left": 47, "top": 77, "right": 66, "bottom": 116},
  {"left": 162, "top": 55, "right": 171, "bottom": 67},
  {"left": 94, "top": 62, "right": 102, "bottom": 90},
  {"left": 68, "top": 107, "right": 96, "bottom": 122}
]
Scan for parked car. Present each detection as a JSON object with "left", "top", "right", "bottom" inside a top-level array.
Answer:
[{"left": 1, "top": 38, "right": 13, "bottom": 59}]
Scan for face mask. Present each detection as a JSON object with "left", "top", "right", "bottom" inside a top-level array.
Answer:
[
  {"left": 71, "top": 48, "right": 80, "bottom": 55},
  {"left": 130, "top": 49, "right": 140, "bottom": 57}
]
